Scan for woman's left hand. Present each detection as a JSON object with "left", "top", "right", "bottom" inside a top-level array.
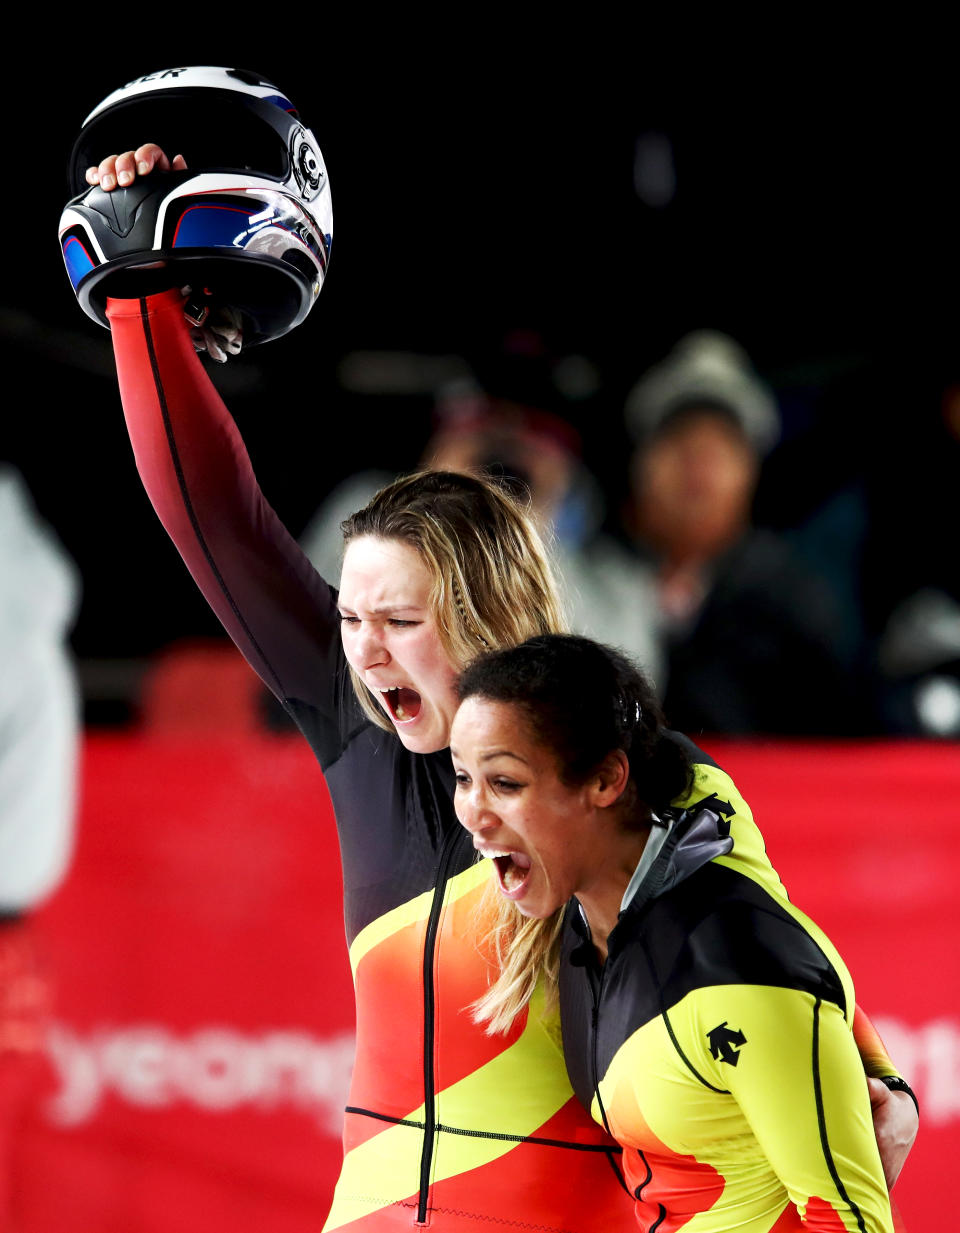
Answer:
[{"left": 867, "top": 1079, "right": 918, "bottom": 1189}]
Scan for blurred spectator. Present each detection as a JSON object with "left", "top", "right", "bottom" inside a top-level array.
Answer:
[
  {"left": 0, "top": 466, "right": 80, "bottom": 1222},
  {"left": 618, "top": 331, "right": 864, "bottom": 735}
]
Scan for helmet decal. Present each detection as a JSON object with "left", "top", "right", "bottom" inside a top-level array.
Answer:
[
  {"left": 61, "top": 233, "right": 97, "bottom": 290},
  {"left": 289, "top": 126, "right": 325, "bottom": 201}
]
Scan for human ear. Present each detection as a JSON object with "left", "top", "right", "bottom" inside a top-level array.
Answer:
[{"left": 590, "top": 750, "right": 631, "bottom": 808}]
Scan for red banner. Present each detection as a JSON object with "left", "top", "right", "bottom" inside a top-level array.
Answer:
[{"left": 12, "top": 733, "right": 959, "bottom": 1231}]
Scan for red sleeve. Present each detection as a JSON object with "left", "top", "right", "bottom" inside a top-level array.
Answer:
[{"left": 107, "top": 290, "right": 342, "bottom": 713}]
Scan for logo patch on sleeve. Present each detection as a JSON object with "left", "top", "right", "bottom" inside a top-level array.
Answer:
[{"left": 707, "top": 1021, "right": 747, "bottom": 1065}]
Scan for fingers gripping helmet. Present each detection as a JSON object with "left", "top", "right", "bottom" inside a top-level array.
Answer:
[{"left": 58, "top": 66, "right": 333, "bottom": 345}]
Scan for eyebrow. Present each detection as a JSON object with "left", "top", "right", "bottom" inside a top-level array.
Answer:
[
  {"left": 337, "top": 603, "right": 426, "bottom": 616},
  {"left": 450, "top": 747, "right": 530, "bottom": 767}
]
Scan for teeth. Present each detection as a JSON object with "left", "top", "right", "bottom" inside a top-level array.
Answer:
[
  {"left": 376, "top": 685, "right": 413, "bottom": 723},
  {"left": 502, "top": 863, "right": 524, "bottom": 891},
  {"left": 483, "top": 852, "right": 531, "bottom": 893}
]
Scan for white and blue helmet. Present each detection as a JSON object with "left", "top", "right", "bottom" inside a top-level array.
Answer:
[{"left": 58, "top": 66, "right": 333, "bottom": 345}]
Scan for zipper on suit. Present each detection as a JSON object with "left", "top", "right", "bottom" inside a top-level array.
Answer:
[
  {"left": 587, "top": 957, "right": 614, "bottom": 1140},
  {"left": 416, "top": 827, "right": 461, "bottom": 1224}
]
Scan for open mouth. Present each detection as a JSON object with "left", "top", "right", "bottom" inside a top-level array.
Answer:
[
  {"left": 381, "top": 686, "right": 422, "bottom": 723},
  {"left": 492, "top": 852, "right": 532, "bottom": 895}
]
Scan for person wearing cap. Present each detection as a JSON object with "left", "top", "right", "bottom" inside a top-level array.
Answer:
[{"left": 620, "top": 331, "right": 861, "bottom": 735}]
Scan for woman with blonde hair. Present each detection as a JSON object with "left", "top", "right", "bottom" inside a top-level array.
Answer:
[
  {"left": 452, "top": 634, "right": 910, "bottom": 1231},
  {"left": 84, "top": 143, "right": 916, "bottom": 1231},
  {"left": 103, "top": 281, "right": 633, "bottom": 1233}
]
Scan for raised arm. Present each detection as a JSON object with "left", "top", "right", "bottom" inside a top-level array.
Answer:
[
  {"left": 74, "top": 134, "right": 346, "bottom": 720},
  {"left": 107, "top": 288, "right": 343, "bottom": 722}
]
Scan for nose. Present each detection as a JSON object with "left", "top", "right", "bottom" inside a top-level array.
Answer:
[
  {"left": 350, "top": 620, "right": 389, "bottom": 671},
  {"left": 456, "top": 785, "right": 496, "bottom": 837}
]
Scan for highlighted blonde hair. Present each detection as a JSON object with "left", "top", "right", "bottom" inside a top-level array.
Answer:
[
  {"left": 340, "top": 469, "right": 567, "bottom": 731},
  {"left": 471, "top": 882, "right": 567, "bottom": 1035}
]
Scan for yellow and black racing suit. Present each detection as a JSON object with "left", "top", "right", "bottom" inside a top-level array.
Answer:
[{"left": 560, "top": 782, "right": 899, "bottom": 1232}]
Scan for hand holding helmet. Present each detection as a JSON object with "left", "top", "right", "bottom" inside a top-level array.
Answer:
[
  {"left": 84, "top": 143, "right": 187, "bottom": 191},
  {"left": 59, "top": 67, "right": 333, "bottom": 349},
  {"left": 79, "top": 144, "right": 243, "bottom": 362}
]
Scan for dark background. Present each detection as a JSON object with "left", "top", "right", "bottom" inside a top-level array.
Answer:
[{"left": 3, "top": 28, "right": 951, "bottom": 709}]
